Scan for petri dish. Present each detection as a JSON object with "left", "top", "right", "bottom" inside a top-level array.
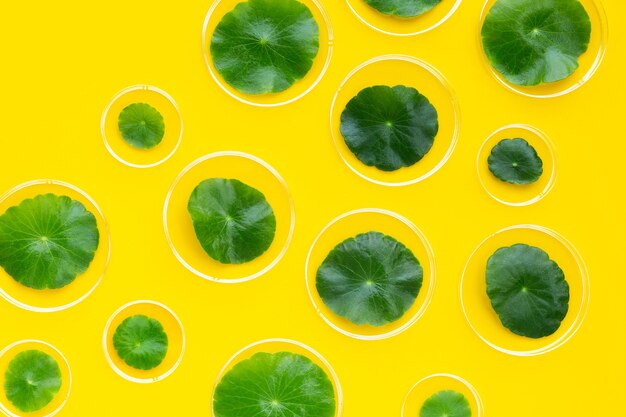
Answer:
[{"left": 402, "top": 373, "right": 483, "bottom": 417}]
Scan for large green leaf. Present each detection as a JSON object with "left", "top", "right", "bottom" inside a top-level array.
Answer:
[
  {"left": 486, "top": 244, "right": 569, "bottom": 338},
  {"left": 316, "top": 231, "right": 423, "bottom": 326},
  {"left": 213, "top": 351, "right": 335, "bottom": 417},
  {"left": 0, "top": 194, "right": 100, "bottom": 290},
  {"left": 488, "top": 138, "right": 543, "bottom": 184},
  {"left": 113, "top": 315, "right": 169, "bottom": 370},
  {"left": 420, "top": 390, "right": 471, "bottom": 417},
  {"left": 481, "top": 0, "right": 591, "bottom": 86},
  {"left": 340, "top": 85, "right": 438, "bottom": 172},
  {"left": 363, "top": 0, "right": 442, "bottom": 18},
  {"left": 4, "top": 350, "right": 62, "bottom": 413},
  {"left": 187, "top": 178, "right": 276, "bottom": 264},
  {"left": 210, "top": 0, "right": 320, "bottom": 95},
  {"left": 117, "top": 102, "right": 165, "bottom": 149}
]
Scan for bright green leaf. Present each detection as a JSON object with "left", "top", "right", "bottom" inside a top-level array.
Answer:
[
  {"left": 420, "top": 390, "right": 471, "bottom": 417},
  {"left": 113, "top": 314, "right": 168, "bottom": 371},
  {"left": 363, "top": 0, "right": 442, "bottom": 18},
  {"left": 488, "top": 138, "right": 543, "bottom": 184},
  {"left": 118, "top": 102, "right": 165, "bottom": 149}
]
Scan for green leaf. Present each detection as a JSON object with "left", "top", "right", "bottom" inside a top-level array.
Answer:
[
  {"left": 488, "top": 138, "right": 543, "bottom": 184},
  {"left": 117, "top": 102, "right": 165, "bottom": 149},
  {"left": 486, "top": 244, "right": 569, "bottom": 338},
  {"left": 481, "top": 0, "right": 592, "bottom": 86},
  {"left": 210, "top": 0, "right": 320, "bottom": 95},
  {"left": 340, "top": 85, "right": 439, "bottom": 172},
  {"left": 4, "top": 350, "right": 62, "bottom": 413},
  {"left": 420, "top": 390, "right": 471, "bottom": 417},
  {"left": 0, "top": 194, "right": 100, "bottom": 290},
  {"left": 316, "top": 231, "right": 423, "bottom": 326},
  {"left": 363, "top": 0, "right": 442, "bottom": 18},
  {"left": 187, "top": 178, "right": 276, "bottom": 264},
  {"left": 213, "top": 352, "right": 335, "bottom": 417},
  {"left": 112, "top": 315, "right": 168, "bottom": 371}
]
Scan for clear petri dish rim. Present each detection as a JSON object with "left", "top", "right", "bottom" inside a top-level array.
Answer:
[{"left": 401, "top": 373, "right": 483, "bottom": 417}]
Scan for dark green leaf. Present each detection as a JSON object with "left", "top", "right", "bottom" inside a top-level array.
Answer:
[
  {"left": 364, "top": 0, "right": 442, "bottom": 18},
  {"left": 481, "top": 0, "right": 591, "bottom": 86},
  {"left": 187, "top": 178, "right": 276, "bottom": 264},
  {"left": 118, "top": 102, "right": 165, "bottom": 149},
  {"left": 316, "top": 231, "right": 423, "bottom": 326},
  {"left": 488, "top": 138, "right": 543, "bottom": 184},
  {"left": 486, "top": 244, "right": 569, "bottom": 338},
  {"left": 340, "top": 85, "right": 438, "bottom": 172},
  {"left": 112, "top": 315, "right": 168, "bottom": 371},
  {"left": 420, "top": 390, "right": 471, "bottom": 417},
  {"left": 214, "top": 352, "right": 335, "bottom": 417}
]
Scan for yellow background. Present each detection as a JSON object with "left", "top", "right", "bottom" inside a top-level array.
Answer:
[{"left": 0, "top": 0, "right": 624, "bottom": 415}]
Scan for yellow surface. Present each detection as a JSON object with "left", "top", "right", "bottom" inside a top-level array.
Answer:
[{"left": 0, "top": 0, "right": 624, "bottom": 416}]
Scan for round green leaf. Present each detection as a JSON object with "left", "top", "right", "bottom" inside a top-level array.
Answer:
[
  {"left": 481, "top": 0, "right": 592, "bottom": 86},
  {"left": 213, "top": 352, "right": 335, "bottom": 417},
  {"left": 364, "top": 0, "right": 442, "bottom": 18},
  {"left": 187, "top": 178, "right": 276, "bottom": 264},
  {"left": 4, "top": 350, "right": 62, "bottom": 413},
  {"left": 210, "top": 0, "right": 320, "bottom": 95},
  {"left": 420, "top": 390, "right": 471, "bottom": 417},
  {"left": 117, "top": 102, "right": 165, "bottom": 149},
  {"left": 486, "top": 244, "right": 569, "bottom": 338},
  {"left": 488, "top": 138, "right": 543, "bottom": 184},
  {"left": 112, "top": 314, "right": 168, "bottom": 370},
  {"left": 0, "top": 194, "right": 100, "bottom": 290},
  {"left": 340, "top": 85, "right": 439, "bottom": 172},
  {"left": 316, "top": 231, "right": 423, "bottom": 326}
]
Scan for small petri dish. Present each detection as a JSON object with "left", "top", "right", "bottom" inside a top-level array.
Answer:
[
  {"left": 346, "top": 0, "right": 462, "bottom": 36},
  {"left": 202, "top": 0, "right": 333, "bottom": 107},
  {"left": 212, "top": 338, "right": 342, "bottom": 417},
  {"left": 330, "top": 55, "right": 460, "bottom": 187},
  {"left": 477, "top": 124, "right": 557, "bottom": 206},
  {"left": 102, "top": 300, "right": 185, "bottom": 384},
  {"left": 305, "top": 208, "right": 436, "bottom": 340},
  {"left": 0, "top": 180, "right": 110, "bottom": 313},
  {"left": 101, "top": 85, "right": 183, "bottom": 168},
  {"left": 460, "top": 225, "right": 590, "bottom": 356},
  {"left": 479, "top": 0, "right": 608, "bottom": 98},
  {"left": 163, "top": 151, "right": 295, "bottom": 283},
  {"left": 0, "top": 340, "right": 71, "bottom": 417},
  {"left": 402, "top": 373, "right": 483, "bottom": 417}
]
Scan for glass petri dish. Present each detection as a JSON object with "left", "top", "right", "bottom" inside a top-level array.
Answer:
[
  {"left": 479, "top": 0, "right": 608, "bottom": 98},
  {"left": 330, "top": 55, "right": 460, "bottom": 187},
  {"left": 202, "top": 0, "right": 333, "bottom": 107},
  {"left": 101, "top": 85, "right": 183, "bottom": 168},
  {"left": 346, "top": 0, "right": 462, "bottom": 36},
  {"left": 0, "top": 180, "right": 110, "bottom": 313},
  {"left": 477, "top": 124, "right": 557, "bottom": 206},
  {"left": 402, "top": 373, "right": 483, "bottom": 417},
  {"left": 305, "top": 208, "right": 436, "bottom": 340},
  {"left": 0, "top": 340, "right": 71, "bottom": 417},
  {"left": 460, "top": 225, "right": 590, "bottom": 356},
  {"left": 212, "top": 338, "right": 342, "bottom": 417},
  {"left": 102, "top": 300, "right": 185, "bottom": 384},
  {"left": 163, "top": 151, "right": 295, "bottom": 283}
]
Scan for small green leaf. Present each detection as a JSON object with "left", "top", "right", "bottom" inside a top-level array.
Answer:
[
  {"left": 364, "top": 0, "right": 442, "bottom": 18},
  {"left": 117, "top": 102, "right": 165, "bottom": 149},
  {"left": 316, "top": 231, "right": 423, "bottom": 326},
  {"left": 4, "top": 350, "right": 62, "bottom": 413},
  {"left": 481, "top": 0, "right": 592, "bottom": 86},
  {"left": 420, "top": 390, "right": 471, "bottom": 417},
  {"left": 213, "top": 352, "right": 335, "bottom": 417},
  {"left": 340, "top": 85, "right": 439, "bottom": 172},
  {"left": 0, "top": 194, "right": 100, "bottom": 290},
  {"left": 112, "top": 315, "right": 168, "bottom": 371},
  {"left": 187, "top": 178, "right": 276, "bottom": 264},
  {"left": 486, "top": 244, "right": 570, "bottom": 338},
  {"left": 210, "top": 0, "right": 320, "bottom": 95},
  {"left": 488, "top": 138, "right": 543, "bottom": 184}
]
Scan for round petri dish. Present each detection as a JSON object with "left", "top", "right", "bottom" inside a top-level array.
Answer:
[
  {"left": 402, "top": 373, "right": 483, "bottom": 417},
  {"left": 0, "top": 180, "right": 110, "bottom": 313},
  {"left": 0, "top": 340, "right": 71, "bottom": 417},
  {"left": 479, "top": 0, "right": 608, "bottom": 98},
  {"left": 163, "top": 151, "right": 295, "bottom": 283},
  {"left": 101, "top": 85, "right": 183, "bottom": 168},
  {"left": 102, "top": 300, "right": 185, "bottom": 384},
  {"left": 212, "top": 338, "right": 342, "bottom": 417},
  {"left": 477, "top": 124, "right": 557, "bottom": 206},
  {"left": 305, "top": 208, "right": 436, "bottom": 340},
  {"left": 330, "top": 55, "right": 460, "bottom": 187},
  {"left": 460, "top": 225, "right": 590, "bottom": 356},
  {"left": 346, "top": 0, "right": 462, "bottom": 36},
  {"left": 202, "top": 0, "right": 333, "bottom": 107}
]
